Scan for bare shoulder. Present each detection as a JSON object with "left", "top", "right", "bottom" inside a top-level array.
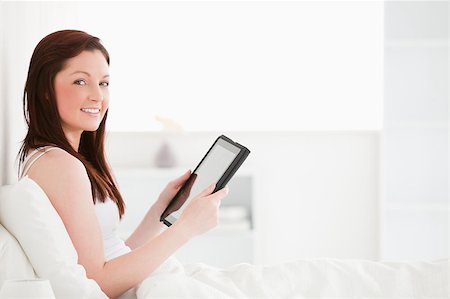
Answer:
[
  {"left": 27, "top": 148, "right": 91, "bottom": 202},
  {"left": 27, "top": 148, "right": 87, "bottom": 179}
]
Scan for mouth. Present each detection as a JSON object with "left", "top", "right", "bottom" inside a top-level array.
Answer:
[{"left": 81, "top": 108, "right": 101, "bottom": 115}]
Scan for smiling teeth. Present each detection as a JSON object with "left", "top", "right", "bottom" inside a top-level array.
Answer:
[{"left": 81, "top": 108, "right": 100, "bottom": 113}]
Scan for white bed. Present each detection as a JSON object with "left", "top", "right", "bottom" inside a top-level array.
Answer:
[
  {"left": 0, "top": 179, "right": 448, "bottom": 299},
  {"left": 139, "top": 255, "right": 449, "bottom": 298},
  {"left": 1, "top": 223, "right": 448, "bottom": 299}
]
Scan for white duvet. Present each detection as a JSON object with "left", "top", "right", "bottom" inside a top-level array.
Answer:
[{"left": 135, "top": 257, "right": 448, "bottom": 299}]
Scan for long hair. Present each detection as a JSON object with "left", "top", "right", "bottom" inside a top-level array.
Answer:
[{"left": 18, "top": 30, "right": 125, "bottom": 218}]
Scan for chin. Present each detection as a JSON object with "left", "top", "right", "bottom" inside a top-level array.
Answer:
[
  {"left": 83, "top": 124, "right": 101, "bottom": 132},
  {"left": 85, "top": 127, "right": 100, "bottom": 132}
]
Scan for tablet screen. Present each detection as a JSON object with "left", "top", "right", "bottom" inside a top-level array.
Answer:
[{"left": 163, "top": 138, "right": 241, "bottom": 224}]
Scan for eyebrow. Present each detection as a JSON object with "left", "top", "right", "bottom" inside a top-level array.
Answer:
[{"left": 70, "top": 71, "right": 109, "bottom": 78}]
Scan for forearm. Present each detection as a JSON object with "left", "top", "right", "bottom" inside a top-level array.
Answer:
[
  {"left": 95, "top": 222, "right": 189, "bottom": 298},
  {"left": 125, "top": 204, "right": 166, "bottom": 250}
]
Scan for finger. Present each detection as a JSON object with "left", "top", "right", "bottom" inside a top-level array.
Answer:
[
  {"left": 213, "top": 186, "right": 229, "bottom": 199},
  {"left": 211, "top": 189, "right": 227, "bottom": 208},
  {"left": 207, "top": 186, "right": 229, "bottom": 203},
  {"left": 223, "top": 185, "right": 229, "bottom": 195},
  {"left": 171, "top": 169, "right": 191, "bottom": 188},
  {"left": 197, "top": 183, "right": 216, "bottom": 198}
]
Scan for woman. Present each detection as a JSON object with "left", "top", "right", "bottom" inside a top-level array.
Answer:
[{"left": 18, "top": 30, "right": 229, "bottom": 298}]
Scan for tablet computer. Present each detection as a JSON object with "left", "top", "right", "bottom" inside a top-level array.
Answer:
[{"left": 160, "top": 135, "right": 250, "bottom": 227}]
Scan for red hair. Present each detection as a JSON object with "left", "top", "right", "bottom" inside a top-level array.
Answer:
[{"left": 18, "top": 30, "right": 125, "bottom": 218}]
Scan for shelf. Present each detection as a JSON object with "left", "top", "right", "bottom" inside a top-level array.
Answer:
[
  {"left": 385, "top": 39, "right": 449, "bottom": 48},
  {"left": 383, "top": 121, "right": 448, "bottom": 130},
  {"left": 383, "top": 202, "right": 449, "bottom": 212}
]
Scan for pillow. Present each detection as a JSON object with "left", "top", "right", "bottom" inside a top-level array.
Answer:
[
  {"left": 0, "top": 178, "right": 108, "bottom": 299},
  {"left": 0, "top": 223, "right": 36, "bottom": 287}
]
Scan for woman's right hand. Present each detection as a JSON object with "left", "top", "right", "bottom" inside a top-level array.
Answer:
[{"left": 174, "top": 183, "right": 229, "bottom": 239}]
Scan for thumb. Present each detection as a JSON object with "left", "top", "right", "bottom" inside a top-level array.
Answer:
[{"left": 197, "top": 183, "right": 216, "bottom": 198}]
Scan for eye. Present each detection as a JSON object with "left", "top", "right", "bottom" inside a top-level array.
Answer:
[
  {"left": 74, "top": 79, "right": 87, "bottom": 86},
  {"left": 100, "top": 81, "right": 109, "bottom": 87}
]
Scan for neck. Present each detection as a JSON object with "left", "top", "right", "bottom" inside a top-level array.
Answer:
[{"left": 63, "top": 129, "right": 82, "bottom": 152}]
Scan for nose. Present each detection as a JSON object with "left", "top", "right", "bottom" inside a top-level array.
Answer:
[{"left": 88, "top": 85, "right": 104, "bottom": 102}]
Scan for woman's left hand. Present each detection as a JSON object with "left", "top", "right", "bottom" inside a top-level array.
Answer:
[{"left": 152, "top": 169, "right": 192, "bottom": 215}]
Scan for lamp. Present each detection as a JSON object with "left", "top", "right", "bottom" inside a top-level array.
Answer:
[{"left": 0, "top": 279, "right": 55, "bottom": 299}]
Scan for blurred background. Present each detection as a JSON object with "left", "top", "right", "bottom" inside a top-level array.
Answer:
[{"left": 0, "top": 1, "right": 448, "bottom": 267}]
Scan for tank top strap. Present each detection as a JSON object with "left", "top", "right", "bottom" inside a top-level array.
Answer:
[{"left": 20, "top": 146, "right": 65, "bottom": 178}]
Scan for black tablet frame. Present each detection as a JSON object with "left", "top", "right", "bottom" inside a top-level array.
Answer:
[{"left": 160, "top": 135, "right": 250, "bottom": 227}]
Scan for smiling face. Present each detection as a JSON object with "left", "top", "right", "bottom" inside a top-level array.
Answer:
[{"left": 54, "top": 50, "right": 110, "bottom": 147}]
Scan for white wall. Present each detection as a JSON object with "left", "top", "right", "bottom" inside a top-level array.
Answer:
[
  {"left": 381, "top": 1, "right": 449, "bottom": 261},
  {"left": 99, "top": 1, "right": 383, "bottom": 132},
  {"left": 106, "top": 131, "right": 380, "bottom": 264}
]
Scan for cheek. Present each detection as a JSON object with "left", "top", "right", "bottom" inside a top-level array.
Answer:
[
  {"left": 55, "top": 84, "right": 83, "bottom": 120},
  {"left": 102, "top": 92, "right": 110, "bottom": 110}
]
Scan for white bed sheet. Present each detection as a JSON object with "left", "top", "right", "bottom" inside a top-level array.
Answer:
[
  {"left": 136, "top": 257, "right": 448, "bottom": 299},
  {"left": 1, "top": 222, "right": 447, "bottom": 298}
]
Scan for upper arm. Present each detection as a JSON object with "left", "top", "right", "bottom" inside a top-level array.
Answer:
[{"left": 27, "top": 150, "right": 106, "bottom": 278}]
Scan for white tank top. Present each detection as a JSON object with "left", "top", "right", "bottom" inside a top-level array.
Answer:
[
  {"left": 94, "top": 199, "right": 131, "bottom": 261},
  {"left": 20, "top": 146, "right": 131, "bottom": 261}
]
